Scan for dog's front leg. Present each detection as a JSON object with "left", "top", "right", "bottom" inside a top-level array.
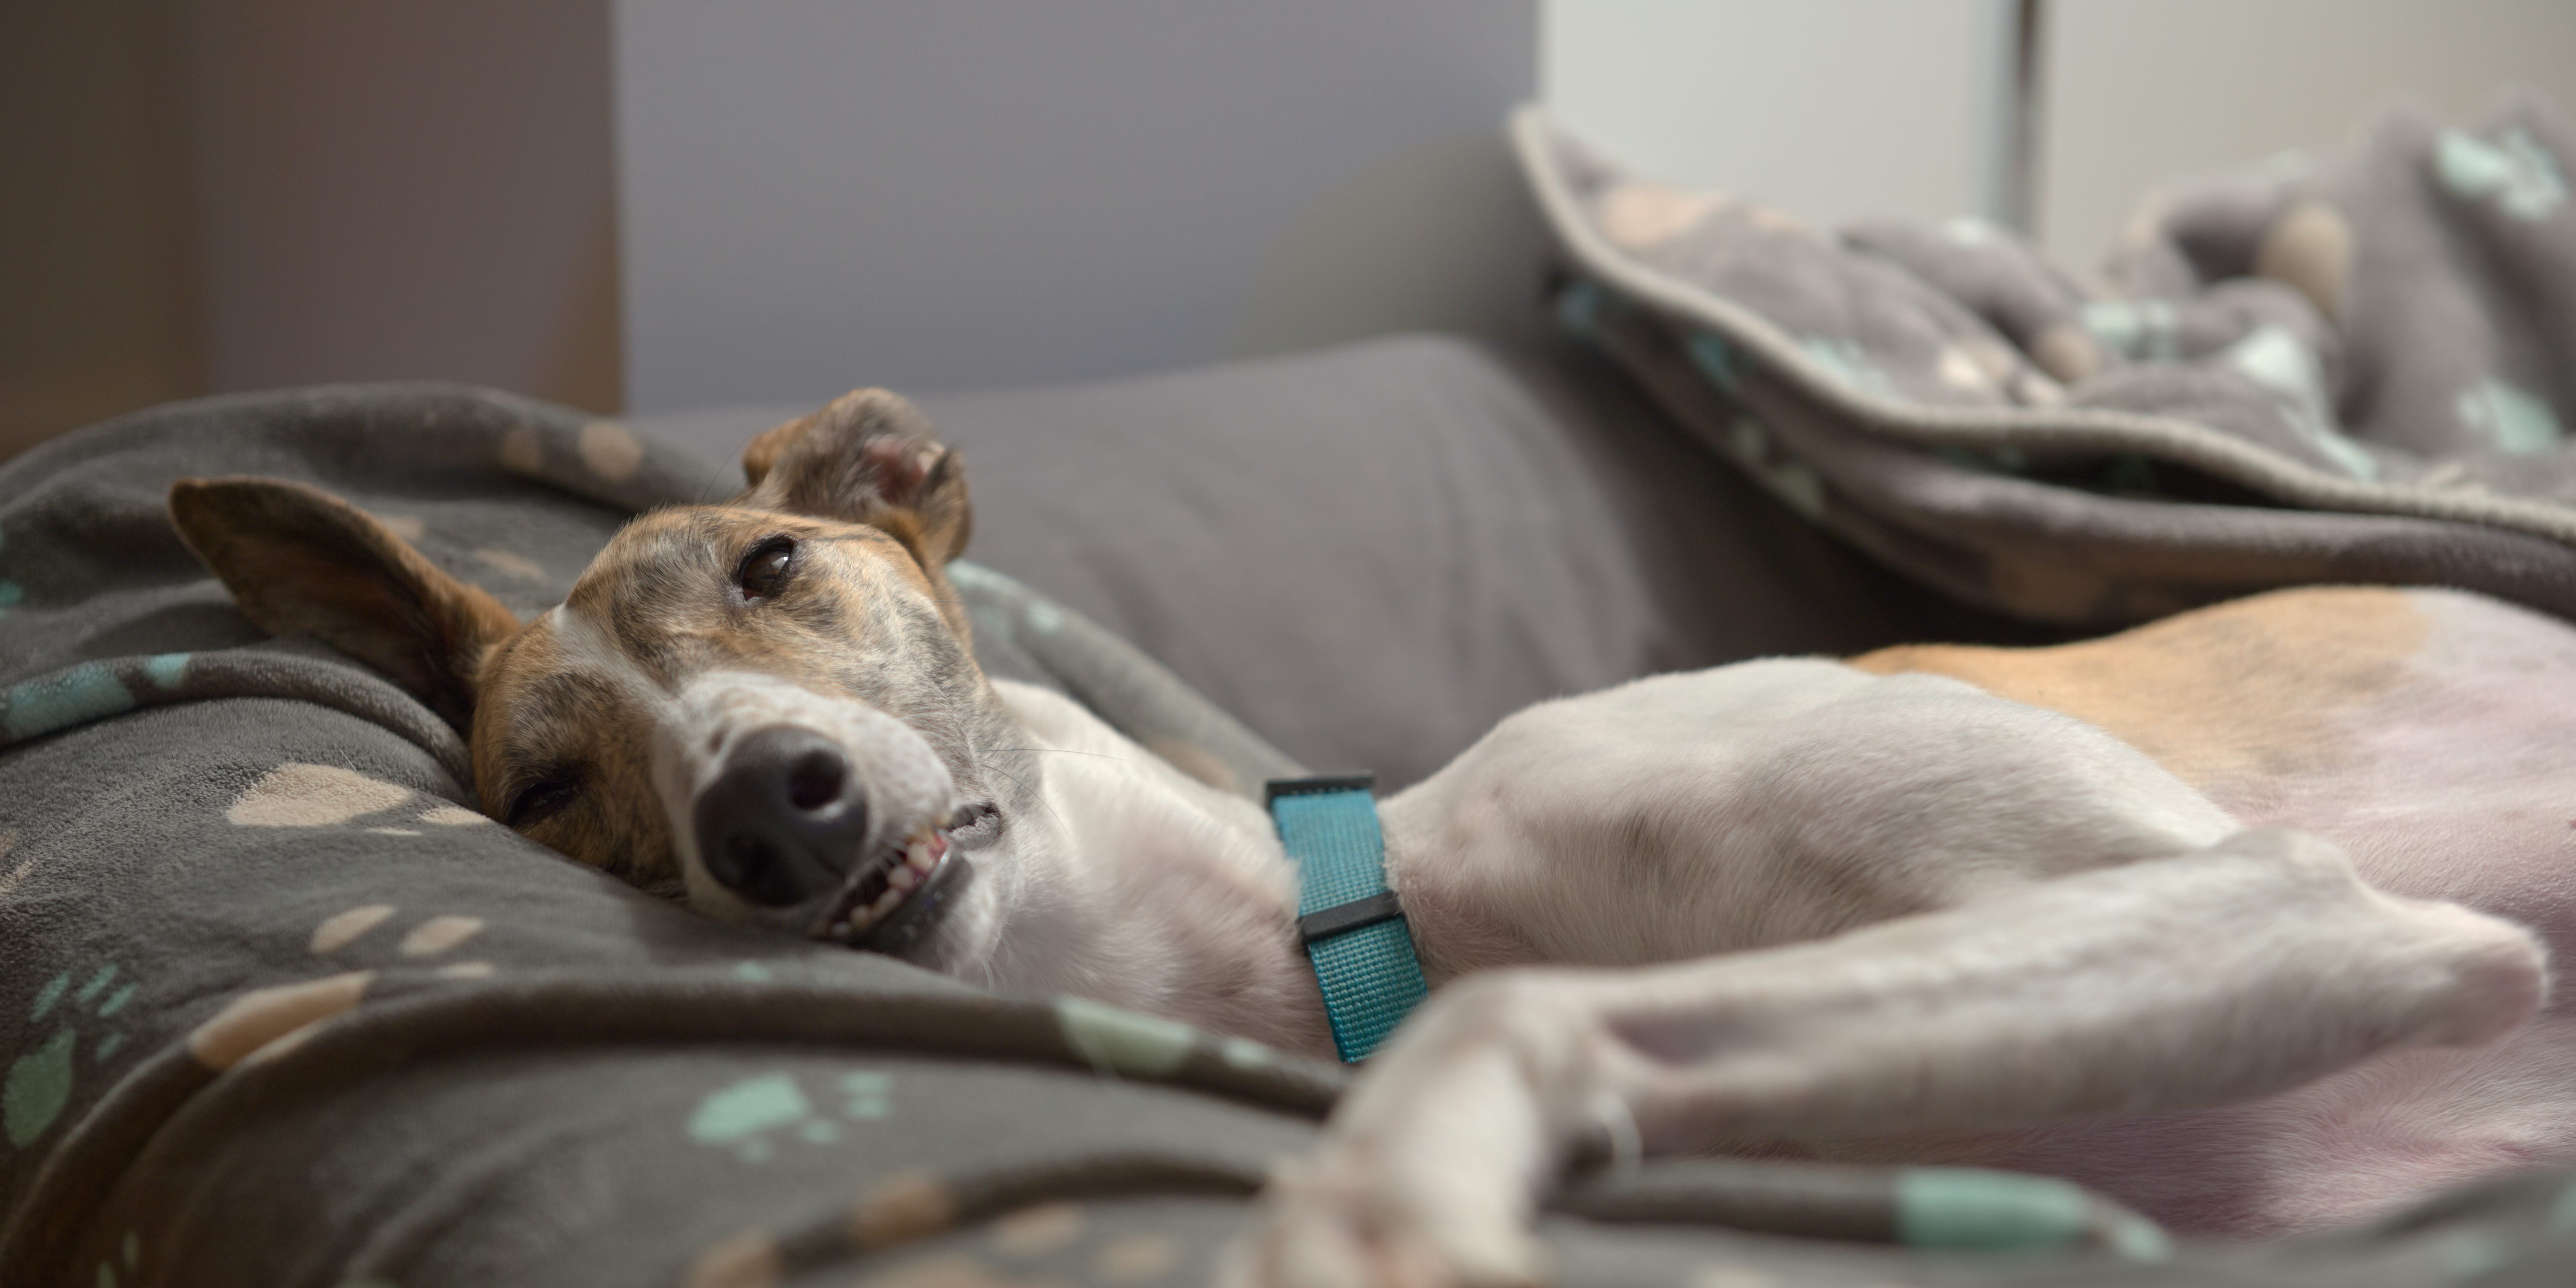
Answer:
[{"left": 1227, "top": 830, "right": 2545, "bottom": 1288}]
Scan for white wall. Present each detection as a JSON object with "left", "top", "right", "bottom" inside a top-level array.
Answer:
[
  {"left": 2042, "top": 0, "right": 2576, "bottom": 272},
  {"left": 1541, "top": 0, "right": 2576, "bottom": 272},
  {"left": 1540, "top": 0, "right": 2016, "bottom": 228},
  {"left": 615, "top": 0, "right": 1540, "bottom": 413}
]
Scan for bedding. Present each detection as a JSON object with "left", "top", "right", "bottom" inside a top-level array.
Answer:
[
  {"left": 2, "top": 377, "right": 2573, "bottom": 1287},
  {"left": 1519, "top": 92, "right": 2576, "bottom": 626}
]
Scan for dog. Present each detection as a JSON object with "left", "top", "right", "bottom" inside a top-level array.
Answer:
[{"left": 170, "top": 389, "right": 2573, "bottom": 1286}]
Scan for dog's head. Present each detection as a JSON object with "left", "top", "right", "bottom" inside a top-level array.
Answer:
[{"left": 170, "top": 390, "right": 1018, "bottom": 955}]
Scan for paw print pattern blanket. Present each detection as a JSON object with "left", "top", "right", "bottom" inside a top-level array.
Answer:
[
  {"left": 0, "top": 386, "right": 2570, "bottom": 1286},
  {"left": 1520, "top": 92, "right": 2576, "bottom": 627}
]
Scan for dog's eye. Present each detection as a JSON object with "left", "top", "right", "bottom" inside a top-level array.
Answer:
[
  {"left": 504, "top": 776, "right": 581, "bottom": 828},
  {"left": 737, "top": 537, "right": 797, "bottom": 602}
]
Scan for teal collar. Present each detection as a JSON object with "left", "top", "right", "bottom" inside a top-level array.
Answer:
[{"left": 1266, "top": 774, "right": 1429, "bottom": 1062}]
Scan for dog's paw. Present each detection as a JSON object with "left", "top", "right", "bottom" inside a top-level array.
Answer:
[{"left": 1222, "top": 1149, "right": 1548, "bottom": 1288}]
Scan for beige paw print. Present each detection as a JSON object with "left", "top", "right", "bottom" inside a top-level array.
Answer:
[
  {"left": 401, "top": 914, "right": 487, "bottom": 964},
  {"left": 499, "top": 425, "right": 545, "bottom": 475},
  {"left": 192, "top": 775, "right": 507, "bottom": 1075},
  {"left": 1596, "top": 180, "right": 1728, "bottom": 251},
  {"left": 989, "top": 1203, "right": 1176, "bottom": 1282},
  {"left": 472, "top": 548, "right": 547, "bottom": 582},
  {"left": 228, "top": 764, "right": 409, "bottom": 827},
  {"left": 228, "top": 763, "right": 495, "bottom": 835},
  {"left": 309, "top": 902, "right": 493, "bottom": 979},
  {"left": 580, "top": 420, "right": 645, "bottom": 482},
  {"left": 309, "top": 904, "right": 397, "bottom": 952},
  {"left": 188, "top": 971, "right": 373, "bottom": 1070}
]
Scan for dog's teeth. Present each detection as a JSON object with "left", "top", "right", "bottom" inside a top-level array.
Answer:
[
  {"left": 904, "top": 830, "right": 949, "bottom": 873},
  {"left": 826, "top": 830, "right": 955, "bottom": 943}
]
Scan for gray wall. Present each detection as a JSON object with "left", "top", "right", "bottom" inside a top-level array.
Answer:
[{"left": 614, "top": 0, "right": 1541, "bottom": 412}]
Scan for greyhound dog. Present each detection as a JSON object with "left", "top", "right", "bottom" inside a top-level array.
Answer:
[{"left": 170, "top": 390, "right": 2571, "bottom": 1287}]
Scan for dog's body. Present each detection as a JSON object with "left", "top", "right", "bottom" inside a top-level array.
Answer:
[{"left": 171, "top": 391, "right": 2573, "bottom": 1287}]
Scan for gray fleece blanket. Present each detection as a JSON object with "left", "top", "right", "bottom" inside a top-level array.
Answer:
[
  {"left": 1518, "top": 92, "right": 2576, "bottom": 626},
  {"left": 3, "top": 386, "right": 2573, "bottom": 1287}
]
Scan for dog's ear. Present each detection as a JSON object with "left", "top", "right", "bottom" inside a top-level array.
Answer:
[
  {"left": 739, "top": 388, "right": 972, "bottom": 567},
  {"left": 168, "top": 477, "right": 522, "bottom": 730}
]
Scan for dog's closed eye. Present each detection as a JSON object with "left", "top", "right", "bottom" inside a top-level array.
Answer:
[
  {"left": 736, "top": 537, "right": 798, "bottom": 603},
  {"left": 504, "top": 773, "right": 584, "bottom": 828}
]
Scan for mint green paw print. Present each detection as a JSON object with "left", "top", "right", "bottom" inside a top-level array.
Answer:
[
  {"left": 2457, "top": 377, "right": 2564, "bottom": 455},
  {"left": 2437, "top": 127, "right": 2568, "bottom": 221},
  {"left": 687, "top": 1070, "right": 893, "bottom": 1163},
  {"left": 1799, "top": 335, "right": 1896, "bottom": 398},
  {"left": 6, "top": 963, "right": 139, "bottom": 1150},
  {"left": 93, "top": 1230, "right": 141, "bottom": 1288},
  {"left": 0, "top": 525, "right": 21, "bottom": 616}
]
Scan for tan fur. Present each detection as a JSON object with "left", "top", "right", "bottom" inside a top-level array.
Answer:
[{"left": 1851, "top": 586, "right": 2426, "bottom": 789}]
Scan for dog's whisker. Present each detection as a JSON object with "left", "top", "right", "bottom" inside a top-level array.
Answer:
[
  {"left": 966, "top": 756, "right": 1070, "bottom": 836},
  {"left": 976, "top": 746, "right": 1140, "bottom": 763}
]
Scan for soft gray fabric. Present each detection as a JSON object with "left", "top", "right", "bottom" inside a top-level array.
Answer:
[
  {"left": 637, "top": 335, "right": 2043, "bottom": 789},
  {"left": 9, "top": 385, "right": 2576, "bottom": 1287},
  {"left": 1517, "top": 93, "right": 2576, "bottom": 626}
]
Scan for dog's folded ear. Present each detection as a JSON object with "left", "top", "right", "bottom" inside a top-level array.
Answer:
[
  {"left": 739, "top": 389, "right": 972, "bottom": 568},
  {"left": 168, "top": 477, "right": 522, "bottom": 730}
]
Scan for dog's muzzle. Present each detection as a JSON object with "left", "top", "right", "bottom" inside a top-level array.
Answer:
[
  {"left": 687, "top": 725, "right": 966, "bottom": 950},
  {"left": 658, "top": 671, "right": 971, "bottom": 953},
  {"left": 692, "top": 725, "right": 871, "bottom": 907}
]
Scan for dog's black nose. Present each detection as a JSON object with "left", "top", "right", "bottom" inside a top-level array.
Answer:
[{"left": 693, "top": 726, "right": 869, "bottom": 907}]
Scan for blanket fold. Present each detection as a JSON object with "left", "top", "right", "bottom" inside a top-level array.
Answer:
[{"left": 1518, "top": 92, "right": 2576, "bottom": 624}]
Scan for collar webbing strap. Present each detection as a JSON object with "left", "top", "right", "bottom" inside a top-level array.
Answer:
[{"left": 1266, "top": 773, "right": 1429, "bottom": 1063}]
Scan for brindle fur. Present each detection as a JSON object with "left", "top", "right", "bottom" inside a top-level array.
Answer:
[{"left": 172, "top": 389, "right": 1028, "bottom": 898}]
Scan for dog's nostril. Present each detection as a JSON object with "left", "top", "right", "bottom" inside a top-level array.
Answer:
[{"left": 786, "top": 748, "right": 845, "bottom": 811}]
